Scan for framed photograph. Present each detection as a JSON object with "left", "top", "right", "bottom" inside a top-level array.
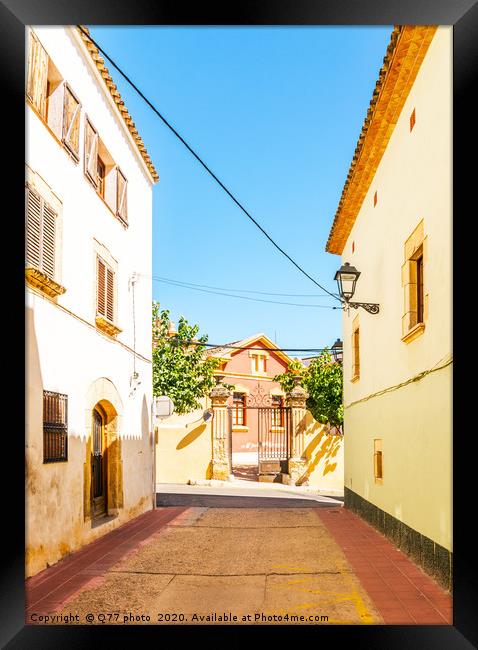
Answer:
[{"left": 3, "top": 0, "right": 475, "bottom": 645}]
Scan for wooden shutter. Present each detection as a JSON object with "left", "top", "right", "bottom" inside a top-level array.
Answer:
[
  {"left": 106, "top": 268, "right": 114, "bottom": 322},
  {"left": 25, "top": 185, "right": 57, "bottom": 279},
  {"left": 26, "top": 31, "right": 48, "bottom": 117},
  {"left": 26, "top": 31, "right": 37, "bottom": 103},
  {"left": 26, "top": 186, "right": 42, "bottom": 268},
  {"left": 62, "top": 84, "right": 81, "bottom": 159},
  {"left": 116, "top": 168, "right": 127, "bottom": 223},
  {"left": 46, "top": 81, "right": 65, "bottom": 139},
  {"left": 97, "top": 258, "right": 106, "bottom": 316},
  {"left": 42, "top": 203, "right": 56, "bottom": 279},
  {"left": 84, "top": 118, "right": 99, "bottom": 186}
]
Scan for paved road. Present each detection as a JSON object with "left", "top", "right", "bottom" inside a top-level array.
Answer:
[{"left": 57, "top": 507, "right": 381, "bottom": 625}]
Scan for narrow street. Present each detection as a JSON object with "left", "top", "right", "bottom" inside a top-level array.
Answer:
[{"left": 26, "top": 498, "right": 451, "bottom": 626}]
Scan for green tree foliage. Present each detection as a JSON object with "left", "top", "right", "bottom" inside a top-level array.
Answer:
[
  {"left": 152, "top": 302, "right": 221, "bottom": 414},
  {"left": 274, "top": 350, "right": 343, "bottom": 427}
]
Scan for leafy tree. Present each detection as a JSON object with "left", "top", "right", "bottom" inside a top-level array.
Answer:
[
  {"left": 274, "top": 350, "right": 343, "bottom": 428},
  {"left": 152, "top": 302, "right": 221, "bottom": 414}
]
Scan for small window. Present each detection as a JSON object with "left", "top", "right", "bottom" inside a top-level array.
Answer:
[
  {"left": 416, "top": 253, "right": 424, "bottom": 324},
  {"left": 251, "top": 354, "right": 266, "bottom": 374},
  {"left": 25, "top": 184, "right": 57, "bottom": 280},
  {"left": 351, "top": 321, "right": 360, "bottom": 381},
  {"left": 374, "top": 439, "right": 383, "bottom": 482},
  {"left": 232, "top": 393, "right": 246, "bottom": 426},
  {"left": 96, "top": 256, "right": 115, "bottom": 323},
  {"left": 43, "top": 391, "right": 68, "bottom": 463},
  {"left": 271, "top": 395, "right": 284, "bottom": 427},
  {"left": 402, "top": 221, "right": 426, "bottom": 341},
  {"left": 410, "top": 108, "right": 416, "bottom": 132}
]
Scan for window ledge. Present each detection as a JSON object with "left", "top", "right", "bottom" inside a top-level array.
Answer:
[
  {"left": 402, "top": 322, "right": 425, "bottom": 344},
  {"left": 25, "top": 267, "right": 66, "bottom": 299},
  {"left": 232, "top": 425, "right": 249, "bottom": 432},
  {"left": 270, "top": 426, "right": 285, "bottom": 432},
  {"left": 95, "top": 315, "right": 122, "bottom": 337}
]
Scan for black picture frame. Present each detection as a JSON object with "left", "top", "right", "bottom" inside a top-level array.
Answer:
[{"left": 4, "top": 0, "right": 476, "bottom": 646}]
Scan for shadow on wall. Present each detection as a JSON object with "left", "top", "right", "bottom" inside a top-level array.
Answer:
[
  {"left": 296, "top": 418, "right": 343, "bottom": 486},
  {"left": 141, "top": 393, "right": 150, "bottom": 442},
  {"left": 176, "top": 423, "right": 207, "bottom": 450}
]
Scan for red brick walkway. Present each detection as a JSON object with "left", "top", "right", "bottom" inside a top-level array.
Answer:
[
  {"left": 317, "top": 507, "right": 452, "bottom": 625},
  {"left": 25, "top": 507, "right": 186, "bottom": 622}
]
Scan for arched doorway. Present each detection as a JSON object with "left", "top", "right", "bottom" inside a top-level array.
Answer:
[
  {"left": 91, "top": 405, "right": 108, "bottom": 518},
  {"left": 84, "top": 378, "right": 124, "bottom": 522}
]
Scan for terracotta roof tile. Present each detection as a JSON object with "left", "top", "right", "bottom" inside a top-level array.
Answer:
[{"left": 326, "top": 25, "right": 437, "bottom": 255}]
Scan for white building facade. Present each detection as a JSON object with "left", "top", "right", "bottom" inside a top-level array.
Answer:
[{"left": 25, "top": 26, "right": 159, "bottom": 577}]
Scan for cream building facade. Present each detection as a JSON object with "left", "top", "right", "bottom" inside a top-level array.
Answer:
[
  {"left": 25, "top": 26, "right": 159, "bottom": 577},
  {"left": 326, "top": 26, "right": 452, "bottom": 589}
]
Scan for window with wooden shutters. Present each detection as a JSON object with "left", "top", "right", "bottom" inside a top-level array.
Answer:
[
  {"left": 25, "top": 184, "right": 56, "bottom": 280},
  {"left": 26, "top": 30, "right": 49, "bottom": 118},
  {"left": 116, "top": 168, "right": 128, "bottom": 224},
  {"left": 62, "top": 84, "right": 81, "bottom": 160},
  {"left": 402, "top": 221, "right": 427, "bottom": 342},
  {"left": 43, "top": 391, "right": 68, "bottom": 463},
  {"left": 85, "top": 118, "right": 99, "bottom": 187},
  {"left": 97, "top": 256, "right": 115, "bottom": 324}
]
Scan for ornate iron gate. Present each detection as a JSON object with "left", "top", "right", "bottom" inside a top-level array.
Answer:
[
  {"left": 228, "top": 405, "right": 291, "bottom": 472},
  {"left": 257, "top": 406, "right": 291, "bottom": 462}
]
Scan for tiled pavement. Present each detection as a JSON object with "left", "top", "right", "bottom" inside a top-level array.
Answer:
[
  {"left": 25, "top": 502, "right": 452, "bottom": 625},
  {"left": 25, "top": 507, "right": 186, "bottom": 622},
  {"left": 318, "top": 507, "right": 452, "bottom": 625}
]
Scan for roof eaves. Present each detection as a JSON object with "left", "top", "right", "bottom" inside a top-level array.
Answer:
[
  {"left": 76, "top": 25, "right": 159, "bottom": 184},
  {"left": 325, "top": 25, "right": 437, "bottom": 255}
]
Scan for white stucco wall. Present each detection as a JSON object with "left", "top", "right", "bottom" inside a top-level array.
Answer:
[{"left": 25, "top": 26, "right": 156, "bottom": 577}]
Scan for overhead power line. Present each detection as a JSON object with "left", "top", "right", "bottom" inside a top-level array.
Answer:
[
  {"left": 153, "top": 276, "right": 336, "bottom": 308},
  {"left": 176, "top": 340, "right": 334, "bottom": 354},
  {"left": 154, "top": 275, "right": 331, "bottom": 298},
  {"left": 77, "top": 25, "right": 341, "bottom": 302}
]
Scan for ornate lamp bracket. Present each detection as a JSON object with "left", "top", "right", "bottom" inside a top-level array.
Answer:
[{"left": 334, "top": 301, "right": 380, "bottom": 314}]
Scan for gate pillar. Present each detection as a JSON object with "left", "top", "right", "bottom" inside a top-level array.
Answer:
[
  {"left": 286, "top": 377, "right": 309, "bottom": 485},
  {"left": 209, "top": 383, "right": 232, "bottom": 480}
]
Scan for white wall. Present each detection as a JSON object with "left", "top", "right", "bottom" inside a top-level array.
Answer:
[{"left": 25, "top": 26, "right": 156, "bottom": 576}]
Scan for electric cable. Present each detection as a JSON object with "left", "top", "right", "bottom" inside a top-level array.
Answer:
[
  {"left": 153, "top": 275, "right": 331, "bottom": 298},
  {"left": 153, "top": 276, "right": 336, "bottom": 308},
  {"left": 77, "top": 25, "right": 341, "bottom": 302}
]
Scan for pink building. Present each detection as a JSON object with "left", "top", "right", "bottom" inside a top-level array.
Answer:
[{"left": 206, "top": 334, "right": 299, "bottom": 479}]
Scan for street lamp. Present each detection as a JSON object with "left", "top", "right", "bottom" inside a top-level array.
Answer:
[
  {"left": 334, "top": 262, "right": 380, "bottom": 314},
  {"left": 331, "top": 338, "right": 343, "bottom": 363}
]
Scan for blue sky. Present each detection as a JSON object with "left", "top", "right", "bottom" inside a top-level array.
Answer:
[{"left": 90, "top": 26, "right": 392, "bottom": 354}]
